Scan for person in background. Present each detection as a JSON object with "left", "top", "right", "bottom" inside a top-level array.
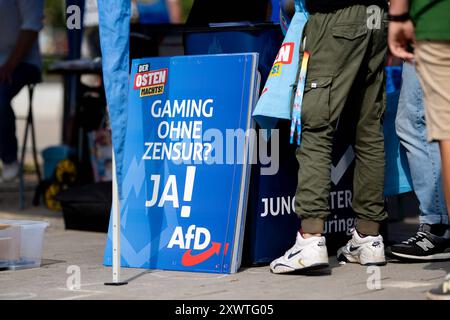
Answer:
[
  {"left": 165, "top": 0, "right": 183, "bottom": 23},
  {"left": 0, "top": 0, "right": 44, "bottom": 182},
  {"left": 388, "top": 0, "right": 450, "bottom": 300},
  {"left": 271, "top": 0, "right": 390, "bottom": 274},
  {"left": 387, "top": 62, "right": 450, "bottom": 262}
]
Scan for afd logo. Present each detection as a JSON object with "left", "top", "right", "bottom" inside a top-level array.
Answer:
[{"left": 167, "top": 225, "right": 228, "bottom": 267}]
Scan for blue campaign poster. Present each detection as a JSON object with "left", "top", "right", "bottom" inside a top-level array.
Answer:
[{"left": 104, "top": 53, "right": 259, "bottom": 273}]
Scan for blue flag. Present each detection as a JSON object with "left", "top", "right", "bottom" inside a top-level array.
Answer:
[
  {"left": 98, "top": 0, "right": 131, "bottom": 199},
  {"left": 252, "top": 0, "right": 308, "bottom": 133}
]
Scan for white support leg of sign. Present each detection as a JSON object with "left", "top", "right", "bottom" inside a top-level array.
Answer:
[{"left": 105, "top": 151, "right": 127, "bottom": 286}]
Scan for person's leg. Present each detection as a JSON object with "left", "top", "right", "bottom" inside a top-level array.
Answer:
[
  {"left": 415, "top": 41, "right": 450, "bottom": 214},
  {"left": 297, "top": 5, "right": 388, "bottom": 236},
  {"left": 395, "top": 62, "right": 448, "bottom": 226},
  {"left": 271, "top": 5, "right": 376, "bottom": 273},
  {"left": 0, "top": 63, "right": 40, "bottom": 177},
  {"left": 388, "top": 61, "right": 450, "bottom": 260},
  {"left": 295, "top": 5, "right": 372, "bottom": 235},
  {"left": 351, "top": 55, "right": 387, "bottom": 236},
  {"left": 411, "top": 41, "right": 450, "bottom": 263},
  {"left": 416, "top": 41, "right": 450, "bottom": 299},
  {"left": 0, "top": 84, "right": 18, "bottom": 164},
  {"left": 335, "top": 14, "right": 388, "bottom": 265},
  {"left": 441, "top": 140, "right": 450, "bottom": 218},
  {"left": 351, "top": 82, "right": 387, "bottom": 236}
]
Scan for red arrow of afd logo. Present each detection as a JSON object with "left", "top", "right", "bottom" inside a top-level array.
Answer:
[{"left": 181, "top": 242, "right": 222, "bottom": 267}]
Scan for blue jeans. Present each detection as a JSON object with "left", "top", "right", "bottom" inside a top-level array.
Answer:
[
  {"left": 395, "top": 62, "right": 448, "bottom": 225},
  {"left": 0, "top": 63, "right": 40, "bottom": 164}
]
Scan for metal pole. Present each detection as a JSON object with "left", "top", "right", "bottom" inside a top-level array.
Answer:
[{"left": 105, "top": 150, "right": 127, "bottom": 285}]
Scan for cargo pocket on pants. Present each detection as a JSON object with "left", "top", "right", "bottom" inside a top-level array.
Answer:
[
  {"left": 331, "top": 23, "right": 367, "bottom": 41},
  {"left": 301, "top": 76, "right": 332, "bottom": 129},
  {"left": 329, "top": 23, "right": 368, "bottom": 73}
]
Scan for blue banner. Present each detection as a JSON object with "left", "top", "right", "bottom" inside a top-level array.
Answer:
[
  {"left": 384, "top": 66, "right": 413, "bottom": 196},
  {"left": 252, "top": 0, "right": 308, "bottom": 131},
  {"left": 104, "top": 53, "right": 259, "bottom": 273},
  {"left": 98, "top": 0, "right": 131, "bottom": 199}
]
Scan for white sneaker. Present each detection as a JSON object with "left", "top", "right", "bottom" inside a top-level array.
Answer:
[
  {"left": 337, "top": 228, "right": 386, "bottom": 266},
  {"left": 270, "top": 232, "right": 329, "bottom": 274},
  {"left": 1, "top": 161, "right": 19, "bottom": 182}
]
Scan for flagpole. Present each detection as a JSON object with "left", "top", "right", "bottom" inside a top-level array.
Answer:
[{"left": 105, "top": 150, "right": 127, "bottom": 286}]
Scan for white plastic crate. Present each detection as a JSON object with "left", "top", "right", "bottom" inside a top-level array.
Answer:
[{"left": 0, "top": 220, "right": 49, "bottom": 270}]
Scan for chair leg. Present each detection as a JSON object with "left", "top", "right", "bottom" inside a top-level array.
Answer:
[
  {"left": 28, "top": 86, "right": 42, "bottom": 183},
  {"left": 19, "top": 96, "right": 31, "bottom": 210},
  {"left": 19, "top": 84, "right": 42, "bottom": 209}
]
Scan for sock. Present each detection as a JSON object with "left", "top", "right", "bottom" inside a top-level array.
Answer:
[
  {"left": 356, "top": 229, "right": 378, "bottom": 238},
  {"left": 299, "top": 228, "right": 321, "bottom": 237}
]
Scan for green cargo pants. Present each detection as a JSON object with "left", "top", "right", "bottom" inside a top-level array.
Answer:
[{"left": 295, "top": 4, "right": 388, "bottom": 236}]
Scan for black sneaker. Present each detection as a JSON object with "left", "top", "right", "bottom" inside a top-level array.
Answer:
[
  {"left": 427, "top": 274, "right": 450, "bottom": 300},
  {"left": 387, "top": 224, "right": 450, "bottom": 261}
]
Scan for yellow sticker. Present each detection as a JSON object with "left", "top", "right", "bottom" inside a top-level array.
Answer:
[
  {"left": 140, "top": 85, "right": 165, "bottom": 97},
  {"left": 270, "top": 63, "right": 282, "bottom": 77}
]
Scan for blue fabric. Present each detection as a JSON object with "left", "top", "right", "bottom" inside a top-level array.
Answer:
[
  {"left": 383, "top": 88, "right": 413, "bottom": 196},
  {"left": 98, "top": 0, "right": 131, "bottom": 198},
  {"left": 137, "top": 0, "right": 170, "bottom": 24},
  {"left": 384, "top": 65, "right": 413, "bottom": 196},
  {"left": 385, "top": 66, "right": 402, "bottom": 94},
  {"left": 270, "top": 0, "right": 281, "bottom": 23},
  {"left": 252, "top": 0, "right": 308, "bottom": 133},
  {"left": 395, "top": 62, "right": 448, "bottom": 224}
]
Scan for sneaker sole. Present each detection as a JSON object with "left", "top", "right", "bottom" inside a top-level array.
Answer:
[
  {"left": 338, "top": 252, "right": 386, "bottom": 266},
  {"left": 426, "top": 291, "right": 450, "bottom": 300},
  {"left": 389, "top": 251, "right": 450, "bottom": 261},
  {"left": 361, "top": 261, "right": 387, "bottom": 266},
  {"left": 270, "top": 263, "right": 329, "bottom": 274},
  {"left": 339, "top": 257, "right": 387, "bottom": 266}
]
